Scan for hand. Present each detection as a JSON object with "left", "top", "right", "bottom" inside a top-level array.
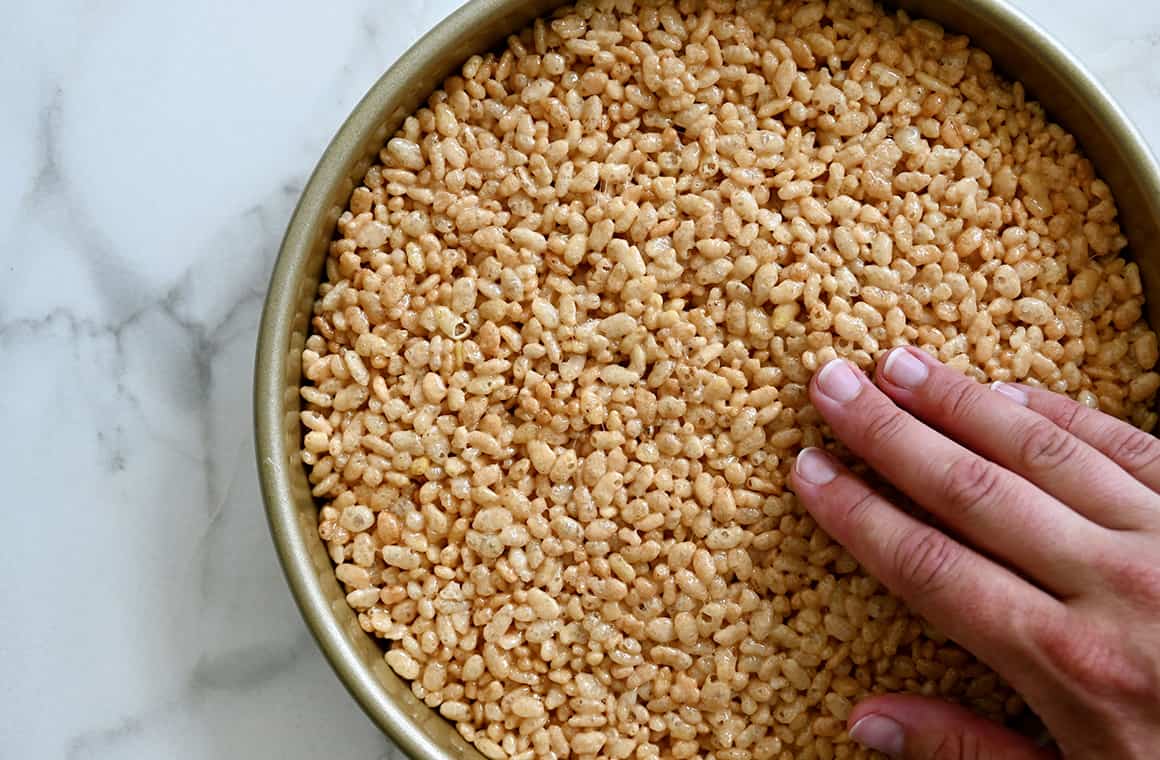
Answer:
[{"left": 790, "top": 347, "right": 1160, "bottom": 759}]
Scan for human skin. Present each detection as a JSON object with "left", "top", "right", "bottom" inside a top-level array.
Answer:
[{"left": 790, "top": 346, "right": 1160, "bottom": 759}]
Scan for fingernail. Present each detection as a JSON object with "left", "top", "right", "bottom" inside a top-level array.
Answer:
[
  {"left": 816, "top": 359, "right": 863, "bottom": 402},
  {"left": 881, "top": 348, "right": 929, "bottom": 389},
  {"left": 795, "top": 447, "right": 838, "bottom": 485},
  {"left": 991, "top": 381, "right": 1028, "bottom": 406},
  {"left": 849, "top": 714, "right": 905, "bottom": 758}
]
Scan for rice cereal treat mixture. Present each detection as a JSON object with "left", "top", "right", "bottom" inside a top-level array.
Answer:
[{"left": 299, "top": 0, "right": 1160, "bottom": 758}]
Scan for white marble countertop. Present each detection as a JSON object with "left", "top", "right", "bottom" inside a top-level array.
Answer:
[{"left": 4, "top": 1, "right": 1160, "bottom": 758}]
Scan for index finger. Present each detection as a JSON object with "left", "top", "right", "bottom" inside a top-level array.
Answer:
[{"left": 791, "top": 446, "right": 1062, "bottom": 687}]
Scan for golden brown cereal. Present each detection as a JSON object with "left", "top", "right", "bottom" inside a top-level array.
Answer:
[{"left": 301, "top": 1, "right": 1159, "bottom": 758}]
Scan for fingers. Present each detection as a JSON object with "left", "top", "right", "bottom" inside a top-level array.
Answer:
[
  {"left": 792, "top": 447, "right": 1062, "bottom": 671},
  {"left": 847, "top": 695, "right": 1055, "bottom": 760},
  {"left": 808, "top": 358, "right": 1101, "bottom": 595},
  {"left": 871, "top": 346, "right": 1157, "bottom": 532},
  {"left": 994, "top": 381, "right": 1160, "bottom": 530}
]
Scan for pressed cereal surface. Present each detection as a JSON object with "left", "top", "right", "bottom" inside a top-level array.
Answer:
[{"left": 299, "top": 1, "right": 1160, "bottom": 758}]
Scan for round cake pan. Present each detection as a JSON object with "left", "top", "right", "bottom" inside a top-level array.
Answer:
[{"left": 255, "top": 1, "right": 1160, "bottom": 758}]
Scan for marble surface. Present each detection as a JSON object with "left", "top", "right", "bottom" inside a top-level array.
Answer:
[{"left": 4, "top": 1, "right": 1160, "bottom": 758}]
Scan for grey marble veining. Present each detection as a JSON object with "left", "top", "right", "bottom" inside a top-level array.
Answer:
[{"left": 3, "top": 1, "right": 1159, "bottom": 758}]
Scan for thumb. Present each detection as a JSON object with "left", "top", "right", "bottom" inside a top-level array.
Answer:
[{"left": 848, "top": 695, "right": 1054, "bottom": 759}]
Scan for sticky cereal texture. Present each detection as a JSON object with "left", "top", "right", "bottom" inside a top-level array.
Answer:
[{"left": 300, "top": 1, "right": 1158, "bottom": 758}]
